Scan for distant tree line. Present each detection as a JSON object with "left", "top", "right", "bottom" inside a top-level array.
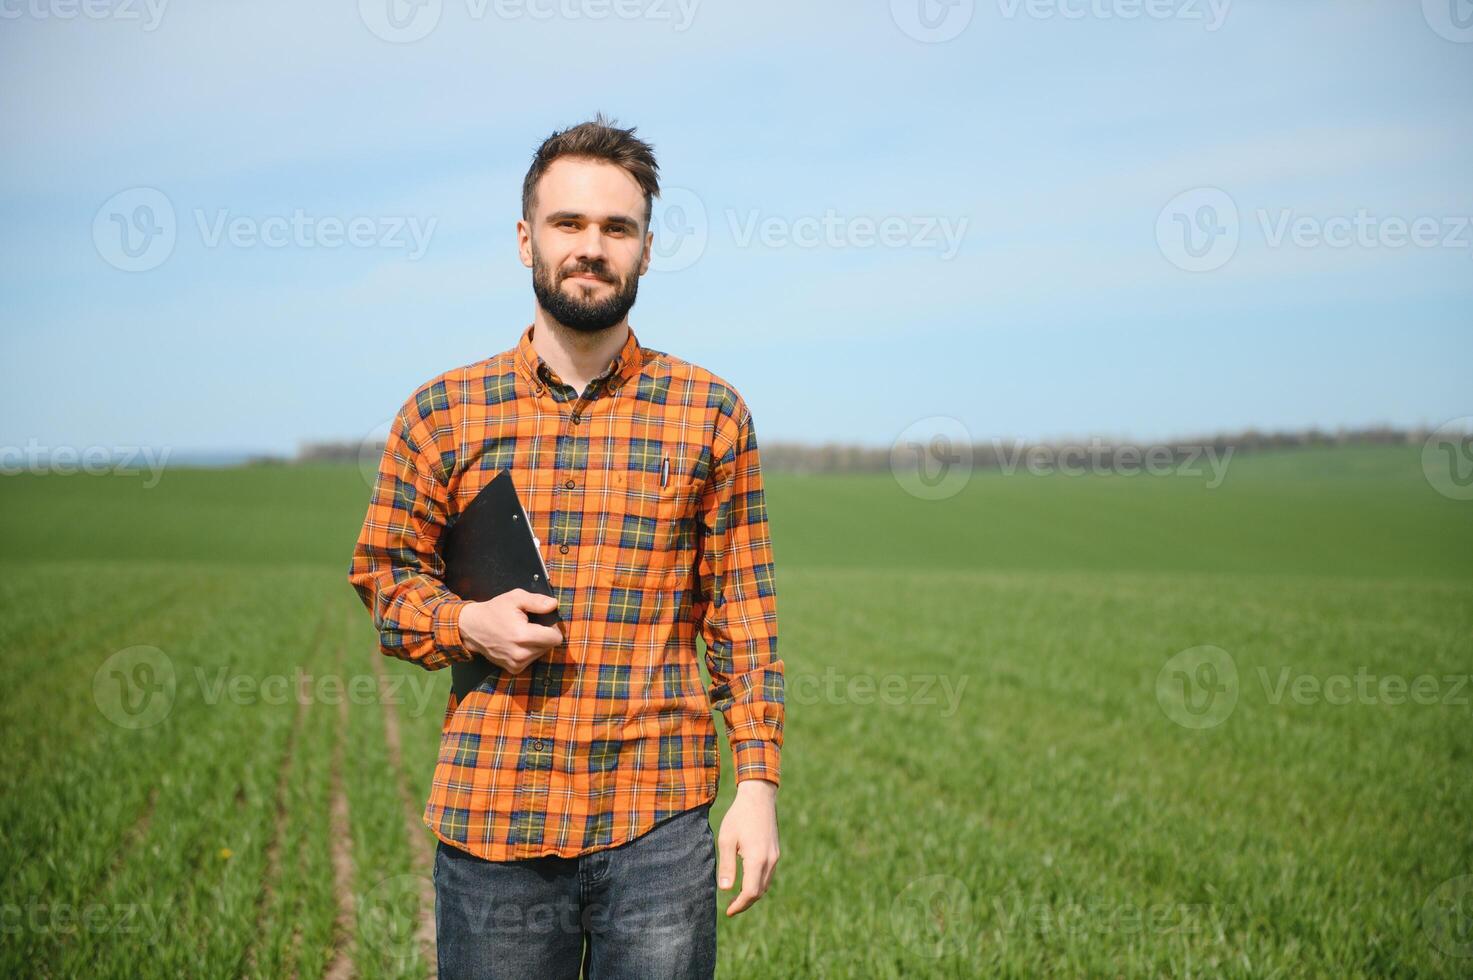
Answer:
[{"left": 284, "top": 425, "right": 1432, "bottom": 474}]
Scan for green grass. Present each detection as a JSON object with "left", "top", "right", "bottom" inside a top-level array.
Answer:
[{"left": 0, "top": 444, "right": 1469, "bottom": 977}]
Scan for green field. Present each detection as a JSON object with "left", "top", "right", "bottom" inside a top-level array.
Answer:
[{"left": 1, "top": 444, "right": 1470, "bottom": 978}]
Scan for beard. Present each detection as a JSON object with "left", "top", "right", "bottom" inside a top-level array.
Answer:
[{"left": 531, "top": 241, "right": 641, "bottom": 334}]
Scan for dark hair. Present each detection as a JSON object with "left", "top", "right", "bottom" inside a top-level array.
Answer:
[{"left": 521, "top": 112, "right": 661, "bottom": 230}]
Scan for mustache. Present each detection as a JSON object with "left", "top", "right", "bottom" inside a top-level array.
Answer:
[{"left": 562, "top": 265, "right": 613, "bottom": 282}]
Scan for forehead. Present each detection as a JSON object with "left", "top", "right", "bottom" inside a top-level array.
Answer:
[{"left": 534, "top": 157, "right": 645, "bottom": 223}]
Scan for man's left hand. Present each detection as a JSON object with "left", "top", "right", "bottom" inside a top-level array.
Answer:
[{"left": 716, "top": 778, "right": 780, "bottom": 917}]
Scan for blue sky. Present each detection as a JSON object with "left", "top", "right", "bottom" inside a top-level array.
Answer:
[{"left": 2, "top": 0, "right": 1469, "bottom": 456}]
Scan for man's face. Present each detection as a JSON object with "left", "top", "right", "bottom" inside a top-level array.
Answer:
[{"left": 520, "top": 157, "right": 652, "bottom": 335}]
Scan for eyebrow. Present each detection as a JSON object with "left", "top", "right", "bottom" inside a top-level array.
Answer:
[{"left": 545, "top": 210, "right": 641, "bottom": 228}]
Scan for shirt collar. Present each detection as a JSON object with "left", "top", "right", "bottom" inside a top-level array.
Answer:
[{"left": 513, "top": 322, "right": 647, "bottom": 394}]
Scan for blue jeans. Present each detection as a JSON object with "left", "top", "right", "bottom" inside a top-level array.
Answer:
[{"left": 433, "top": 802, "right": 716, "bottom": 979}]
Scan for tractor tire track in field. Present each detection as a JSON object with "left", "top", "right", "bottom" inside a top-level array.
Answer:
[
  {"left": 48, "top": 782, "right": 160, "bottom": 969},
  {"left": 102, "top": 783, "right": 158, "bottom": 894},
  {"left": 244, "top": 600, "right": 332, "bottom": 979},
  {"left": 368, "top": 650, "right": 439, "bottom": 978},
  {"left": 324, "top": 622, "right": 357, "bottom": 980},
  {"left": 28, "top": 592, "right": 194, "bottom": 969}
]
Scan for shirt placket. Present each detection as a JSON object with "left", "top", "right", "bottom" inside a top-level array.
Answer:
[{"left": 517, "top": 358, "right": 616, "bottom": 852}]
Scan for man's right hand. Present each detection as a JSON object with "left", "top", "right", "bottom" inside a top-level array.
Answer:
[{"left": 457, "top": 590, "right": 563, "bottom": 675}]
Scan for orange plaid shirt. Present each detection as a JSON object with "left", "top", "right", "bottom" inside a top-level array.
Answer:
[{"left": 348, "top": 323, "right": 784, "bottom": 860}]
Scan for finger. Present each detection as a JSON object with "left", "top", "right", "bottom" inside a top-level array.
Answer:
[
  {"left": 513, "top": 590, "right": 559, "bottom": 613},
  {"left": 725, "top": 857, "right": 768, "bottom": 917},
  {"left": 518, "top": 624, "right": 565, "bottom": 648},
  {"left": 716, "top": 834, "right": 738, "bottom": 894}
]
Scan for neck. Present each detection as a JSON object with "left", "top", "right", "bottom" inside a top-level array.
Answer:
[{"left": 530, "top": 311, "right": 629, "bottom": 391}]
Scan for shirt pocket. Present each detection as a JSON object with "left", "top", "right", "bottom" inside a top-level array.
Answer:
[{"left": 607, "top": 470, "right": 696, "bottom": 588}]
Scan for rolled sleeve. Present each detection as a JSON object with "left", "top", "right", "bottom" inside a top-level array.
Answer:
[
  {"left": 695, "top": 399, "right": 785, "bottom": 786},
  {"left": 347, "top": 391, "right": 476, "bottom": 671}
]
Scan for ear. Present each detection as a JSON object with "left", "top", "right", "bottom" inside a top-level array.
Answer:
[
  {"left": 638, "top": 229, "right": 653, "bottom": 276},
  {"left": 517, "top": 220, "right": 536, "bottom": 269}
]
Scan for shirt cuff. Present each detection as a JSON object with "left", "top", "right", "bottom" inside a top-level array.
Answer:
[
  {"left": 730, "top": 739, "right": 781, "bottom": 786},
  {"left": 431, "top": 597, "right": 475, "bottom": 664}
]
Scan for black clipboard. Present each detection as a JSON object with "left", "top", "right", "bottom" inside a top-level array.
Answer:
[{"left": 438, "top": 469, "right": 562, "bottom": 701}]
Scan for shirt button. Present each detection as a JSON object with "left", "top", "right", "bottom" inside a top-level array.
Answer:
[
  {"left": 530, "top": 738, "right": 544, "bottom": 751},
  {"left": 564, "top": 479, "right": 575, "bottom": 489},
  {"left": 559, "top": 545, "right": 569, "bottom": 554},
  {"left": 570, "top": 412, "right": 581, "bottom": 423}
]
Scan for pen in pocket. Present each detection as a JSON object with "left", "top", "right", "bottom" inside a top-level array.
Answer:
[{"left": 660, "top": 457, "right": 669, "bottom": 488}]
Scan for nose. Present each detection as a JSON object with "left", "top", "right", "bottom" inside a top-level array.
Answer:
[{"left": 569, "top": 224, "right": 608, "bottom": 268}]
